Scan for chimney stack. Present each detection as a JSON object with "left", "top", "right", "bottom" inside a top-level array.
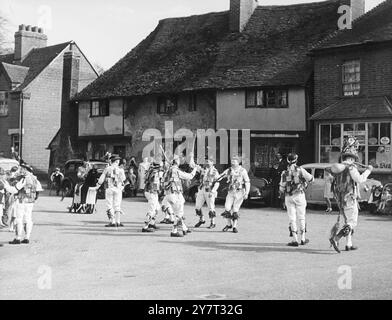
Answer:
[
  {"left": 351, "top": 0, "right": 365, "bottom": 23},
  {"left": 229, "top": 0, "right": 258, "bottom": 33},
  {"left": 61, "top": 43, "right": 80, "bottom": 134},
  {"left": 14, "top": 24, "right": 48, "bottom": 63}
]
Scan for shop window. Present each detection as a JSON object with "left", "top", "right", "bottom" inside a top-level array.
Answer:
[
  {"left": 368, "top": 122, "right": 391, "bottom": 169},
  {"left": 342, "top": 60, "right": 360, "bottom": 97},
  {"left": 343, "top": 123, "right": 366, "bottom": 164},
  {"left": 320, "top": 124, "right": 341, "bottom": 163}
]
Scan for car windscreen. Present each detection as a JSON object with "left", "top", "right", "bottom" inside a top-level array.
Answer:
[{"left": 91, "top": 163, "right": 107, "bottom": 171}]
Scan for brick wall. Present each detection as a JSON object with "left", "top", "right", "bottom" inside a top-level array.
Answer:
[
  {"left": 21, "top": 44, "right": 97, "bottom": 174},
  {"left": 0, "top": 92, "right": 19, "bottom": 156},
  {"left": 314, "top": 43, "right": 392, "bottom": 113}
]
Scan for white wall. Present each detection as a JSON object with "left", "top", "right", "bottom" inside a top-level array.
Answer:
[{"left": 216, "top": 88, "right": 307, "bottom": 131}]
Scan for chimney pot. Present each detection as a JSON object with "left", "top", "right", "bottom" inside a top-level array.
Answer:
[{"left": 14, "top": 25, "right": 48, "bottom": 63}]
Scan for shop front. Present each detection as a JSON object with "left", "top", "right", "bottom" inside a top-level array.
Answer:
[
  {"left": 316, "top": 120, "right": 392, "bottom": 183},
  {"left": 250, "top": 133, "right": 303, "bottom": 178}
]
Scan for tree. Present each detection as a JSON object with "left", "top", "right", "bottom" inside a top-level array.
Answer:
[{"left": 0, "top": 14, "right": 12, "bottom": 54}]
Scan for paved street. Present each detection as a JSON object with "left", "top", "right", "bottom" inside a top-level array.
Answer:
[{"left": 1, "top": 193, "right": 392, "bottom": 300}]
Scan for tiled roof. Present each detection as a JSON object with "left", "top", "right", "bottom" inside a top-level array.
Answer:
[
  {"left": 314, "top": 0, "right": 392, "bottom": 50},
  {"left": 0, "top": 42, "right": 71, "bottom": 91},
  {"left": 75, "top": 0, "right": 345, "bottom": 100},
  {"left": 310, "top": 96, "right": 392, "bottom": 120},
  {"left": 1, "top": 62, "right": 29, "bottom": 84},
  {"left": 18, "top": 42, "right": 71, "bottom": 90},
  {"left": 0, "top": 53, "right": 14, "bottom": 64}
]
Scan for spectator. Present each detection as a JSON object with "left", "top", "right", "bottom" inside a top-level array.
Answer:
[
  {"left": 50, "top": 168, "right": 64, "bottom": 196},
  {"left": 138, "top": 157, "right": 150, "bottom": 191},
  {"left": 128, "top": 167, "right": 138, "bottom": 197}
]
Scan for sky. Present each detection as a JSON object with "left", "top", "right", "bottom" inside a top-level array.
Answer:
[{"left": 0, "top": 0, "right": 386, "bottom": 70}]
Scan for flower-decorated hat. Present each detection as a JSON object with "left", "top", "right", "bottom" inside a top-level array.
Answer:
[{"left": 341, "top": 136, "right": 359, "bottom": 161}]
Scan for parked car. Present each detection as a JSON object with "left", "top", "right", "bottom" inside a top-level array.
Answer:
[
  {"left": 184, "top": 171, "right": 272, "bottom": 206},
  {"left": 61, "top": 159, "right": 108, "bottom": 198},
  {"left": 301, "top": 163, "right": 382, "bottom": 205},
  {"left": 0, "top": 157, "right": 19, "bottom": 172}
]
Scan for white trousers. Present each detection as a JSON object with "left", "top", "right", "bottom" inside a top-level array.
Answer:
[
  {"left": 166, "top": 192, "right": 185, "bottom": 219},
  {"left": 14, "top": 202, "right": 34, "bottom": 240},
  {"left": 285, "top": 192, "right": 307, "bottom": 233},
  {"left": 225, "top": 190, "right": 245, "bottom": 213},
  {"left": 195, "top": 189, "right": 216, "bottom": 212},
  {"left": 343, "top": 198, "right": 359, "bottom": 229},
  {"left": 145, "top": 191, "right": 160, "bottom": 218},
  {"left": 106, "top": 187, "right": 123, "bottom": 223}
]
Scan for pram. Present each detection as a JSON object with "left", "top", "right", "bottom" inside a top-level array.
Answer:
[{"left": 69, "top": 167, "right": 100, "bottom": 214}]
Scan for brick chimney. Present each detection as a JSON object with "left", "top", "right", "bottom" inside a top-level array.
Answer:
[
  {"left": 61, "top": 43, "right": 80, "bottom": 133},
  {"left": 229, "top": 0, "right": 258, "bottom": 33},
  {"left": 14, "top": 24, "right": 48, "bottom": 63},
  {"left": 351, "top": 0, "right": 365, "bottom": 23}
]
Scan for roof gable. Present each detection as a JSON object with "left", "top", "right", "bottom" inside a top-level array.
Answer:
[
  {"left": 17, "top": 42, "right": 71, "bottom": 90},
  {"left": 314, "top": 0, "right": 392, "bottom": 50},
  {"left": 76, "top": 0, "right": 345, "bottom": 100},
  {"left": 1, "top": 62, "right": 29, "bottom": 85}
]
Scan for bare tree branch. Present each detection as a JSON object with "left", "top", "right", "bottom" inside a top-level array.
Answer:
[{"left": 0, "top": 13, "right": 13, "bottom": 54}]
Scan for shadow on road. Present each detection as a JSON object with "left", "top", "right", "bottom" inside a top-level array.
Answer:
[{"left": 160, "top": 240, "right": 336, "bottom": 255}]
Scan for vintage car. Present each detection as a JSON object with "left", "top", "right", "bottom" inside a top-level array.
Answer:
[
  {"left": 61, "top": 159, "right": 108, "bottom": 198},
  {"left": 184, "top": 171, "right": 272, "bottom": 206},
  {"left": 0, "top": 157, "right": 19, "bottom": 172},
  {"left": 301, "top": 163, "right": 382, "bottom": 205}
]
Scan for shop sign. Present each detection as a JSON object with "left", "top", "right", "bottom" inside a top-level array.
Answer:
[{"left": 380, "top": 137, "right": 390, "bottom": 145}]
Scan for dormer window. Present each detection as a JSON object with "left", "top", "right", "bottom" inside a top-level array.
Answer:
[{"left": 342, "top": 60, "right": 360, "bottom": 97}]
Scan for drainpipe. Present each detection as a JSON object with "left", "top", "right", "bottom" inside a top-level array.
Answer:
[
  {"left": 18, "top": 92, "right": 23, "bottom": 159},
  {"left": 19, "top": 91, "right": 31, "bottom": 160}
]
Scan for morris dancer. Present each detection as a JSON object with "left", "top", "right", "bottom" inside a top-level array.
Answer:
[
  {"left": 6, "top": 166, "right": 19, "bottom": 231},
  {"left": 194, "top": 156, "right": 220, "bottom": 229},
  {"left": 142, "top": 157, "right": 165, "bottom": 233},
  {"left": 0, "top": 167, "right": 19, "bottom": 228},
  {"left": 0, "top": 168, "right": 7, "bottom": 227},
  {"left": 8, "top": 163, "right": 42, "bottom": 245},
  {"left": 279, "top": 153, "right": 314, "bottom": 247},
  {"left": 220, "top": 155, "right": 250, "bottom": 234},
  {"left": 95, "top": 154, "right": 126, "bottom": 227},
  {"left": 164, "top": 155, "right": 198, "bottom": 237},
  {"left": 329, "top": 137, "right": 373, "bottom": 253}
]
